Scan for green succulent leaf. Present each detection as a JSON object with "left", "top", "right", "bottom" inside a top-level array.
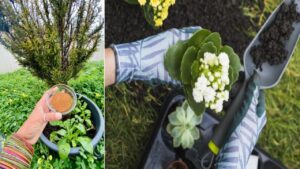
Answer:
[
  {"left": 188, "top": 29, "right": 211, "bottom": 48},
  {"left": 191, "top": 61, "right": 200, "bottom": 82},
  {"left": 184, "top": 85, "right": 205, "bottom": 116},
  {"left": 76, "top": 124, "right": 86, "bottom": 134},
  {"left": 164, "top": 41, "right": 188, "bottom": 80},
  {"left": 180, "top": 46, "right": 197, "bottom": 84},
  {"left": 58, "top": 140, "right": 71, "bottom": 160},
  {"left": 220, "top": 45, "right": 241, "bottom": 86},
  {"left": 197, "top": 42, "right": 218, "bottom": 60},
  {"left": 203, "top": 32, "right": 222, "bottom": 51}
]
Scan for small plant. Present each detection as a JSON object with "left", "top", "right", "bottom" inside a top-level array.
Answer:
[
  {"left": 0, "top": 0, "right": 103, "bottom": 85},
  {"left": 124, "top": 0, "right": 175, "bottom": 27},
  {"left": 164, "top": 29, "right": 241, "bottom": 115},
  {"left": 166, "top": 101, "right": 202, "bottom": 149},
  {"left": 49, "top": 97, "right": 94, "bottom": 159}
]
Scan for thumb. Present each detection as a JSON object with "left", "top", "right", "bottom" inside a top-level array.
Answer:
[{"left": 45, "top": 113, "right": 62, "bottom": 122}]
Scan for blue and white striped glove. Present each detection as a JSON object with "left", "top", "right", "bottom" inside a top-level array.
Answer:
[
  {"left": 111, "top": 27, "right": 200, "bottom": 85},
  {"left": 216, "top": 78, "right": 267, "bottom": 169}
]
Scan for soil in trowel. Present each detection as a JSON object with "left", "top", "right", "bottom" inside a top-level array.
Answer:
[
  {"left": 250, "top": 1, "right": 300, "bottom": 70},
  {"left": 50, "top": 91, "right": 73, "bottom": 113}
]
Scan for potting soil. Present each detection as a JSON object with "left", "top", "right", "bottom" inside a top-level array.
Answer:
[{"left": 250, "top": 1, "right": 300, "bottom": 70}]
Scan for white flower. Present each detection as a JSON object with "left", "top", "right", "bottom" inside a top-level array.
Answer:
[
  {"left": 214, "top": 72, "right": 221, "bottom": 77},
  {"left": 203, "top": 86, "right": 216, "bottom": 102},
  {"left": 212, "top": 82, "right": 218, "bottom": 90},
  {"left": 218, "top": 52, "right": 229, "bottom": 67},
  {"left": 195, "top": 75, "right": 209, "bottom": 89},
  {"left": 204, "top": 52, "right": 218, "bottom": 66},
  {"left": 221, "top": 74, "right": 230, "bottom": 85},
  {"left": 193, "top": 88, "right": 204, "bottom": 103}
]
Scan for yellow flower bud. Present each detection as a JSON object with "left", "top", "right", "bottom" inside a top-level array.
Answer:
[
  {"left": 155, "top": 18, "right": 163, "bottom": 27},
  {"left": 138, "top": 0, "right": 146, "bottom": 6},
  {"left": 150, "top": 0, "right": 160, "bottom": 7}
]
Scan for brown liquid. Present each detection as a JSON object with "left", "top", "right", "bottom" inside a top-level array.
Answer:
[{"left": 50, "top": 91, "right": 73, "bottom": 113}]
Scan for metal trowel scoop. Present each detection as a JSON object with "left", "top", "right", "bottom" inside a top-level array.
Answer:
[{"left": 199, "top": 0, "right": 300, "bottom": 168}]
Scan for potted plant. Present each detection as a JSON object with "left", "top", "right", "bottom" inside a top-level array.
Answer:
[
  {"left": 163, "top": 29, "right": 241, "bottom": 151},
  {"left": 124, "top": 0, "right": 175, "bottom": 27},
  {"left": 0, "top": 0, "right": 104, "bottom": 159}
]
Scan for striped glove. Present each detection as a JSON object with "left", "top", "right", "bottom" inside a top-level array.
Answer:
[
  {"left": 216, "top": 78, "right": 267, "bottom": 169},
  {"left": 111, "top": 27, "right": 200, "bottom": 85}
]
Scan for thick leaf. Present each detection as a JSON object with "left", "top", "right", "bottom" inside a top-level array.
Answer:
[
  {"left": 78, "top": 137, "right": 93, "bottom": 154},
  {"left": 191, "top": 61, "right": 200, "bottom": 81},
  {"left": 188, "top": 29, "right": 211, "bottom": 48},
  {"left": 56, "top": 129, "right": 66, "bottom": 136},
  {"left": 164, "top": 41, "right": 188, "bottom": 80},
  {"left": 197, "top": 42, "right": 218, "bottom": 60},
  {"left": 180, "top": 46, "right": 197, "bottom": 84},
  {"left": 58, "top": 140, "right": 70, "bottom": 160},
  {"left": 204, "top": 32, "right": 222, "bottom": 51},
  {"left": 184, "top": 85, "right": 205, "bottom": 116},
  {"left": 220, "top": 45, "right": 241, "bottom": 86}
]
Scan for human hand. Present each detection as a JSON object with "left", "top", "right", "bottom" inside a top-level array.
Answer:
[
  {"left": 216, "top": 78, "right": 267, "bottom": 169},
  {"left": 16, "top": 89, "right": 62, "bottom": 145},
  {"left": 111, "top": 27, "right": 201, "bottom": 85}
]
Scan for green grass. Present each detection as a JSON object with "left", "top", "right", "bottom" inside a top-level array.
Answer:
[
  {"left": 106, "top": 1, "right": 300, "bottom": 169},
  {"left": 0, "top": 61, "right": 104, "bottom": 169}
]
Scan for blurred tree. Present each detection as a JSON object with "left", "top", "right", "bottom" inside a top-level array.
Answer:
[{"left": 0, "top": 0, "right": 103, "bottom": 85}]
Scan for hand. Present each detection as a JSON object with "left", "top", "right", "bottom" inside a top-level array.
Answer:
[
  {"left": 111, "top": 26, "right": 201, "bottom": 85},
  {"left": 216, "top": 78, "right": 267, "bottom": 169},
  {"left": 16, "top": 89, "right": 62, "bottom": 145}
]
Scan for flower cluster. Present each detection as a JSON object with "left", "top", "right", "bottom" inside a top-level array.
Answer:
[
  {"left": 137, "top": 0, "right": 175, "bottom": 27},
  {"left": 192, "top": 52, "right": 230, "bottom": 113}
]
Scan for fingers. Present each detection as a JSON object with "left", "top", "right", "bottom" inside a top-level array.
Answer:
[{"left": 45, "top": 113, "right": 62, "bottom": 122}]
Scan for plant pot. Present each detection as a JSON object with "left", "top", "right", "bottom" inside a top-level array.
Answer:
[
  {"left": 167, "top": 159, "right": 189, "bottom": 169},
  {"left": 40, "top": 94, "right": 104, "bottom": 155}
]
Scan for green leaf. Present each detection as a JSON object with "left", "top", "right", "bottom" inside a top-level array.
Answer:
[
  {"left": 76, "top": 124, "right": 86, "bottom": 134},
  {"left": 49, "top": 120, "right": 63, "bottom": 127},
  {"left": 197, "top": 42, "right": 218, "bottom": 60},
  {"left": 164, "top": 41, "right": 188, "bottom": 80},
  {"left": 78, "top": 137, "right": 93, "bottom": 154},
  {"left": 220, "top": 45, "right": 241, "bottom": 86},
  {"left": 56, "top": 129, "right": 67, "bottom": 136},
  {"left": 204, "top": 32, "right": 222, "bottom": 51},
  {"left": 188, "top": 29, "right": 211, "bottom": 48},
  {"left": 191, "top": 61, "right": 200, "bottom": 81},
  {"left": 58, "top": 140, "right": 71, "bottom": 160},
  {"left": 180, "top": 46, "right": 197, "bottom": 84},
  {"left": 184, "top": 85, "right": 205, "bottom": 116}
]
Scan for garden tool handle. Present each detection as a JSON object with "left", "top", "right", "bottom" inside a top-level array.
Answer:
[{"left": 208, "top": 80, "right": 248, "bottom": 155}]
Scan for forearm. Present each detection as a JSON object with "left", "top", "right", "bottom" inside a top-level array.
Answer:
[
  {"left": 105, "top": 48, "right": 116, "bottom": 87},
  {"left": 0, "top": 133, "right": 34, "bottom": 169}
]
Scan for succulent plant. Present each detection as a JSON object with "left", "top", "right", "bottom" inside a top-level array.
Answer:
[
  {"left": 164, "top": 29, "right": 241, "bottom": 115},
  {"left": 166, "top": 101, "right": 202, "bottom": 149}
]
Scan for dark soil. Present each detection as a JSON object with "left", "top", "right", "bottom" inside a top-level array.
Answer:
[
  {"left": 105, "top": 0, "right": 258, "bottom": 59},
  {"left": 250, "top": 1, "right": 300, "bottom": 69}
]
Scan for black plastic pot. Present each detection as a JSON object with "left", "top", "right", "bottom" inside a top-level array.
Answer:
[
  {"left": 139, "top": 90, "right": 287, "bottom": 169},
  {"left": 40, "top": 94, "right": 104, "bottom": 155}
]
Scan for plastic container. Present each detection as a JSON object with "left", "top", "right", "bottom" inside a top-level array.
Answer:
[
  {"left": 139, "top": 90, "right": 287, "bottom": 169},
  {"left": 46, "top": 84, "right": 77, "bottom": 115},
  {"left": 40, "top": 94, "right": 104, "bottom": 155}
]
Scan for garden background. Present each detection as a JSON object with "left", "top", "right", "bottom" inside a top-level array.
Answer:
[
  {"left": 0, "top": 60, "right": 105, "bottom": 168},
  {"left": 105, "top": 0, "right": 300, "bottom": 169}
]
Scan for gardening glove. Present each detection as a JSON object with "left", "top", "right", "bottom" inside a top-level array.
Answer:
[
  {"left": 16, "top": 88, "right": 62, "bottom": 145},
  {"left": 111, "top": 26, "right": 201, "bottom": 85},
  {"left": 215, "top": 78, "right": 267, "bottom": 169}
]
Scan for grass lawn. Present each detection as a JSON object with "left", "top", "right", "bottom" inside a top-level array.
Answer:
[
  {"left": 0, "top": 61, "right": 104, "bottom": 169},
  {"left": 106, "top": 1, "right": 300, "bottom": 169}
]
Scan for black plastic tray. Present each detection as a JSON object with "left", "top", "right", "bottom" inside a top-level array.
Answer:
[{"left": 139, "top": 90, "right": 287, "bottom": 169}]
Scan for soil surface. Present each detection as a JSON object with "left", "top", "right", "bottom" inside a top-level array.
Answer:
[
  {"left": 250, "top": 1, "right": 300, "bottom": 69},
  {"left": 105, "top": 0, "right": 258, "bottom": 58}
]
